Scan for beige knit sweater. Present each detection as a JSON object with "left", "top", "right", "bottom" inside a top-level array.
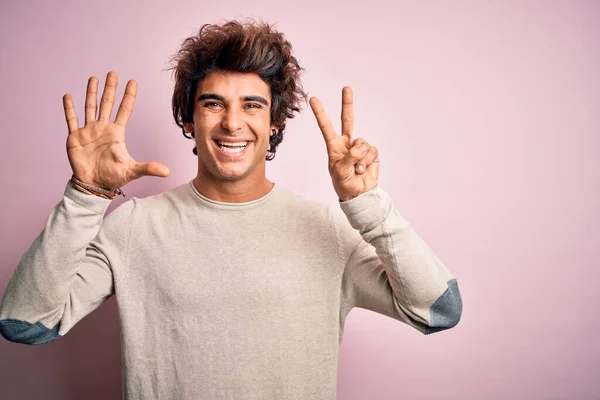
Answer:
[{"left": 0, "top": 180, "right": 462, "bottom": 399}]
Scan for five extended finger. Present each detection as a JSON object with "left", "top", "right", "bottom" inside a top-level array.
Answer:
[
  {"left": 131, "top": 160, "right": 171, "bottom": 180},
  {"left": 84, "top": 76, "right": 98, "bottom": 124},
  {"left": 62, "top": 94, "right": 79, "bottom": 134},
  {"left": 115, "top": 80, "right": 137, "bottom": 127},
  {"left": 98, "top": 71, "right": 118, "bottom": 122}
]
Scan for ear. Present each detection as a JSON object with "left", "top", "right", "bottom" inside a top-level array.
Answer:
[
  {"left": 184, "top": 123, "right": 194, "bottom": 134},
  {"left": 270, "top": 125, "right": 278, "bottom": 136}
]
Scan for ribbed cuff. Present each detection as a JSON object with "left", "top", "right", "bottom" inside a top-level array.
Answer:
[{"left": 339, "top": 186, "right": 410, "bottom": 231}]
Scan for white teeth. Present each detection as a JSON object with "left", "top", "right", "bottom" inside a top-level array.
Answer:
[
  {"left": 217, "top": 141, "right": 248, "bottom": 147},
  {"left": 216, "top": 140, "right": 249, "bottom": 154},
  {"left": 221, "top": 146, "right": 244, "bottom": 153}
]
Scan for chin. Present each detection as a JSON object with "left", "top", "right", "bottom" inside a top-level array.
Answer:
[
  {"left": 201, "top": 159, "right": 253, "bottom": 181},
  {"left": 215, "top": 167, "right": 251, "bottom": 180}
]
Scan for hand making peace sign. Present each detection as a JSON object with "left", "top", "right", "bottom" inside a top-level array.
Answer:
[{"left": 310, "top": 87, "right": 379, "bottom": 202}]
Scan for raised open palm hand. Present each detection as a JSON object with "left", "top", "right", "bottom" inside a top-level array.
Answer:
[{"left": 63, "top": 72, "right": 169, "bottom": 191}]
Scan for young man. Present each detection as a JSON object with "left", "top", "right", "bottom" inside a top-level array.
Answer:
[{"left": 0, "top": 21, "right": 462, "bottom": 399}]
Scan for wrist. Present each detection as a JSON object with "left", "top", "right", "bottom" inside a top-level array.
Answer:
[
  {"left": 338, "top": 192, "right": 359, "bottom": 202},
  {"left": 70, "top": 175, "right": 124, "bottom": 200}
]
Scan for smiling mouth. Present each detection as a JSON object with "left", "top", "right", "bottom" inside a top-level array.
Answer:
[{"left": 213, "top": 140, "right": 251, "bottom": 156}]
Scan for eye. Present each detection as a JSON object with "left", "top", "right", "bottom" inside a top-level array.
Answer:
[
  {"left": 245, "top": 103, "right": 262, "bottom": 109},
  {"left": 203, "top": 102, "right": 222, "bottom": 108}
]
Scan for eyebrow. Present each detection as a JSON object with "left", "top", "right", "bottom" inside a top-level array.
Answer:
[{"left": 197, "top": 93, "right": 269, "bottom": 106}]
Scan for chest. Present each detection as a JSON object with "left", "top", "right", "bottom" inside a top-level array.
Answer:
[{"left": 121, "top": 218, "right": 343, "bottom": 323}]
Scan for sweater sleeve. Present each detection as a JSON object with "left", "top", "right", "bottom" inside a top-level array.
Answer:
[
  {"left": 333, "top": 186, "right": 462, "bottom": 334},
  {"left": 0, "top": 181, "right": 135, "bottom": 345}
]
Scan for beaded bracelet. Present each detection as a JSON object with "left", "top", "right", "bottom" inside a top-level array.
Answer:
[{"left": 71, "top": 175, "right": 125, "bottom": 200}]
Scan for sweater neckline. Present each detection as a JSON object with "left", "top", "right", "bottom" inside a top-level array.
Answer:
[{"left": 187, "top": 180, "right": 278, "bottom": 210}]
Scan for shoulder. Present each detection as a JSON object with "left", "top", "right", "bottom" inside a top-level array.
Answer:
[
  {"left": 130, "top": 182, "right": 191, "bottom": 210},
  {"left": 273, "top": 186, "right": 356, "bottom": 238},
  {"left": 105, "top": 182, "right": 191, "bottom": 223}
]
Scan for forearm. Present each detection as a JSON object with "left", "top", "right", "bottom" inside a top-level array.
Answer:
[
  {"left": 340, "top": 186, "right": 462, "bottom": 332},
  {"left": 0, "top": 182, "right": 114, "bottom": 343}
]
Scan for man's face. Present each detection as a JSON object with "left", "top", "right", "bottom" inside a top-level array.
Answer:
[{"left": 185, "top": 70, "right": 275, "bottom": 182}]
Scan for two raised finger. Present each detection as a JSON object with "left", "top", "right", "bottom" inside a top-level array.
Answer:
[
  {"left": 310, "top": 86, "right": 354, "bottom": 146},
  {"left": 309, "top": 96, "right": 337, "bottom": 144},
  {"left": 341, "top": 86, "right": 353, "bottom": 140}
]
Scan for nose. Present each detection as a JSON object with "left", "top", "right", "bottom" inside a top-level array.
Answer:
[{"left": 221, "top": 107, "right": 244, "bottom": 133}]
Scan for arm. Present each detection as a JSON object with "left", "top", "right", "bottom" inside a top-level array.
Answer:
[
  {"left": 333, "top": 186, "right": 462, "bottom": 334},
  {"left": 309, "top": 87, "right": 461, "bottom": 334},
  {"left": 0, "top": 71, "right": 168, "bottom": 345},
  {"left": 0, "top": 182, "right": 135, "bottom": 344}
]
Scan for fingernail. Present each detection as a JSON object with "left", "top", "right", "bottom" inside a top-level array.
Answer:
[
  {"left": 360, "top": 144, "right": 368, "bottom": 152},
  {"left": 357, "top": 164, "right": 365, "bottom": 173}
]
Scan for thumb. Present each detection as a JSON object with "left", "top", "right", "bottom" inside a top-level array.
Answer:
[
  {"left": 130, "top": 161, "right": 171, "bottom": 180},
  {"left": 336, "top": 142, "right": 368, "bottom": 173}
]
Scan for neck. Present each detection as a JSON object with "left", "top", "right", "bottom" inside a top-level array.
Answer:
[{"left": 192, "top": 170, "right": 274, "bottom": 203}]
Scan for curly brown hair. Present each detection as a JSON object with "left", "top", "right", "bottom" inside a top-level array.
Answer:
[{"left": 169, "top": 20, "right": 308, "bottom": 160}]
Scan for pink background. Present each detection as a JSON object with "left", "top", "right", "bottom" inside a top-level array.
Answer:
[{"left": 1, "top": 0, "right": 599, "bottom": 399}]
